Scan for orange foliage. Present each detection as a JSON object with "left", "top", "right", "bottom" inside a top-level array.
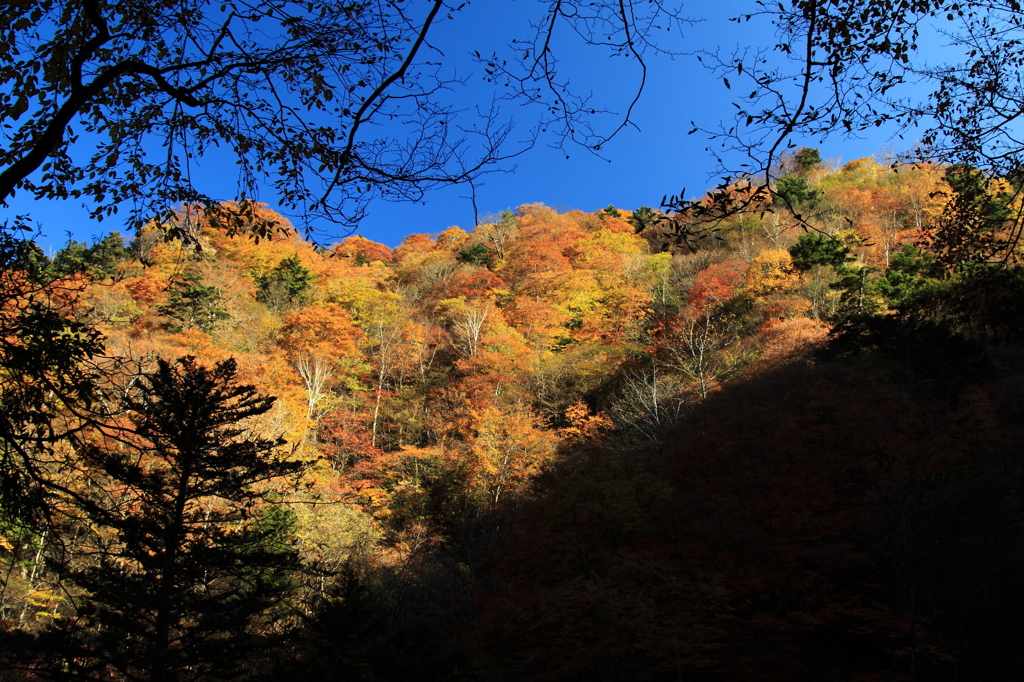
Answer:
[
  {"left": 599, "top": 215, "right": 633, "bottom": 234},
  {"left": 123, "top": 275, "right": 167, "bottom": 306},
  {"left": 435, "top": 226, "right": 470, "bottom": 251},
  {"left": 560, "top": 401, "right": 613, "bottom": 443},
  {"left": 279, "top": 304, "right": 363, "bottom": 357},
  {"left": 392, "top": 233, "right": 436, "bottom": 263},
  {"left": 754, "top": 317, "right": 828, "bottom": 366},
  {"left": 469, "top": 406, "right": 557, "bottom": 505},
  {"left": 431, "top": 269, "right": 505, "bottom": 301},
  {"left": 502, "top": 297, "right": 571, "bottom": 349},
  {"left": 329, "top": 235, "right": 393, "bottom": 263}
]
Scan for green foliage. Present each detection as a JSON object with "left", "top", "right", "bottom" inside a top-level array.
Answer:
[
  {"left": 6, "top": 236, "right": 49, "bottom": 282},
  {"left": 158, "top": 273, "right": 230, "bottom": 333},
  {"left": 600, "top": 204, "right": 622, "bottom": 218},
  {"left": 942, "top": 265, "right": 1024, "bottom": 342},
  {"left": 775, "top": 174, "right": 820, "bottom": 207},
  {"left": 627, "top": 205, "right": 659, "bottom": 233},
  {"left": 457, "top": 242, "right": 496, "bottom": 267},
  {"left": 256, "top": 254, "right": 314, "bottom": 311},
  {"left": 876, "top": 245, "right": 943, "bottom": 313},
  {"left": 833, "top": 264, "right": 882, "bottom": 319},
  {"left": 931, "top": 164, "right": 1017, "bottom": 268},
  {"left": 789, "top": 232, "right": 852, "bottom": 271},
  {"left": 794, "top": 147, "right": 822, "bottom": 172},
  {"left": 49, "top": 232, "right": 128, "bottom": 279}
]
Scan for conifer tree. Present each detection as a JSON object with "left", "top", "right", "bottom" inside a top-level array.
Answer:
[{"left": 33, "top": 356, "right": 306, "bottom": 680}]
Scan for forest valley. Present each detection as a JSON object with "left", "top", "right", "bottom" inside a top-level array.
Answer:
[{"left": 1, "top": 153, "right": 1023, "bottom": 680}]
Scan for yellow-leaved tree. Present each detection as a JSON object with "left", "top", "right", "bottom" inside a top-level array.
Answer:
[{"left": 469, "top": 406, "right": 557, "bottom": 506}]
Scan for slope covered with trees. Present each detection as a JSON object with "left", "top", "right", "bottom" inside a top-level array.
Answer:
[{"left": 1, "top": 152, "right": 1023, "bottom": 679}]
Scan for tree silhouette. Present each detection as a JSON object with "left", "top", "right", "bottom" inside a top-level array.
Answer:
[
  {"left": 0, "top": 1, "right": 688, "bottom": 237},
  {"left": 0, "top": 223, "right": 108, "bottom": 532},
  {"left": 31, "top": 356, "right": 306, "bottom": 680}
]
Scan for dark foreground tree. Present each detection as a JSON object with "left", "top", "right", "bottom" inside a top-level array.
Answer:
[
  {"left": 0, "top": 0, "right": 688, "bottom": 237},
  {"left": 673, "top": 0, "right": 1024, "bottom": 266},
  {"left": 0, "top": 222, "right": 109, "bottom": 533},
  {"left": 18, "top": 356, "right": 307, "bottom": 681}
]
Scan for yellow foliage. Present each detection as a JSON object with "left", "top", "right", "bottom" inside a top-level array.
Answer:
[
  {"left": 436, "top": 225, "right": 470, "bottom": 250},
  {"left": 745, "top": 249, "right": 800, "bottom": 299},
  {"left": 470, "top": 406, "right": 557, "bottom": 505}
]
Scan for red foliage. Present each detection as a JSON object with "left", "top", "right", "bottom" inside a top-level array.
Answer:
[
  {"left": 433, "top": 270, "right": 505, "bottom": 301},
  {"left": 688, "top": 259, "right": 747, "bottom": 309}
]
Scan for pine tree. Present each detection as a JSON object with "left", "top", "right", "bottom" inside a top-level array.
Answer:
[{"left": 35, "top": 356, "right": 307, "bottom": 680}]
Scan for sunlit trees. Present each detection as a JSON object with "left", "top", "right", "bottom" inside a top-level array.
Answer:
[
  {"left": 660, "top": 308, "right": 743, "bottom": 400},
  {"left": 469, "top": 407, "right": 556, "bottom": 506},
  {"left": 744, "top": 249, "right": 799, "bottom": 300},
  {"left": 12, "top": 156, "right": 1024, "bottom": 678},
  {"left": 278, "top": 304, "right": 365, "bottom": 420},
  {"left": 609, "top": 363, "right": 686, "bottom": 442},
  {"left": 436, "top": 297, "right": 492, "bottom": 359},
  {"left": 656, "top": 259, "right": 749, "bottom": 400},
  {"left": 329, "top": 236, "right": 393, "bottom": 265}
]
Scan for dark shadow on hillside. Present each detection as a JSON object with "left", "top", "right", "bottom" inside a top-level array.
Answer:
[{"left": 468, "top": 330, "right": 1024, "bottom": 681}]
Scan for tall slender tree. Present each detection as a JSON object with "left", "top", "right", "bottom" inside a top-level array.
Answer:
[{"left": 31, "top": 356, "right": 306, "bottom": 680}]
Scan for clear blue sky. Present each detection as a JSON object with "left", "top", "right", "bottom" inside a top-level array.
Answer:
[{"left": 4, "top": 1, "right": 917, "bottom": 254}]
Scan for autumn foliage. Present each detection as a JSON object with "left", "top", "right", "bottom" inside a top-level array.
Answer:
[{"left": 4, "top": 157, "right": 1024, "bottom": 679}]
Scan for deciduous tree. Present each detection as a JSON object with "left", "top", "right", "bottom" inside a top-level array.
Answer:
[{"left": 278, "top": 303, "right": 365, "bottom": 420}]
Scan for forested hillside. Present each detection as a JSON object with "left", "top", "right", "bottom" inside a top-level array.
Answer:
[{"left": 2, "top": 153, "right": 1023, "bottom": 680}]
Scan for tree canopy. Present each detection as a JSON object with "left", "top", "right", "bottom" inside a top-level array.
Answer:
[{"left": 0, "top": 0, "right": 688, "bottom": 239}]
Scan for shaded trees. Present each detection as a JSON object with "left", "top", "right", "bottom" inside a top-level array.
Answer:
[
  {"left": 474, "top": 346, "right": 1024, "bottom": 680},
  {"left": 0, "top": 224, "right": 108, "bottom": 532}
]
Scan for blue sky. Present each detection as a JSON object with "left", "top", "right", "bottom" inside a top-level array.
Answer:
[{"left": 4, "top": 1, "right": 920, "bottom": 254}]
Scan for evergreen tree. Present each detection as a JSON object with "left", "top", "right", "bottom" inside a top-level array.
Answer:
[
  {"left": 794, "top": 147, "right": 822, "bottom": 173},
  {"left": 49, "top": 232, "right": 128, "bottom": 279},
  {"left": 33, "top": 357, "right": 306, "bottom": 680},
  {"left": 627, "top": 205, "right": 659, "bottom": 233},
  {"left": 158, "top": 273, "right": 229, "bottom": 333},
  {"left": 255, "top": 255, "right": 314, "bottom": 312},
  {"left": 457, "top": 243, "right": 496, "bottom": 268},
  {"left": 789, "top": 232, "right": 852, "bottom": 272},
  {"left": 775, "top": 174, "right": 820, "bottom": 208}
]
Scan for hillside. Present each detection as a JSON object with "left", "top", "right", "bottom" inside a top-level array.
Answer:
[{"left": 1, "top": 154, "right": 1023, "bottom": 680}]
